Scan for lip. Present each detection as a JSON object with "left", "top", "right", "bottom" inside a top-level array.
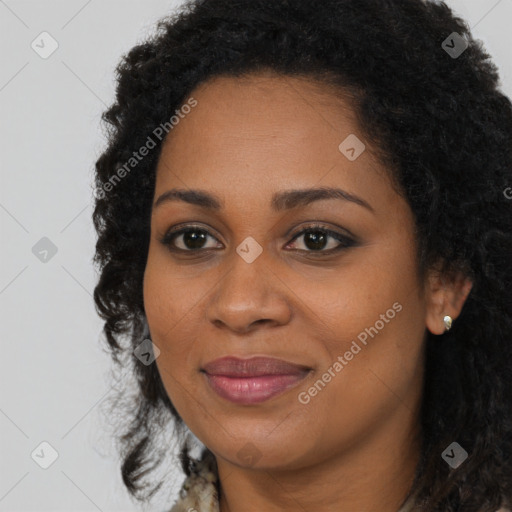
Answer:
[
  {"left": 201, "top": 356, "right": 312, "bottom": 404},
  {"left": 202, "top": 356, "right": 311, "bottom": 377}
]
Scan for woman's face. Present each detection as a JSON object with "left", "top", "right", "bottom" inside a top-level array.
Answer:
[{"left": 143, "top": 72, "right": 430, "bottom": 471}]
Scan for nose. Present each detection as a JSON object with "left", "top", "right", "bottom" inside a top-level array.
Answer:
[{"left": 206, "top": 251, "right": 292, "bottom": 334}]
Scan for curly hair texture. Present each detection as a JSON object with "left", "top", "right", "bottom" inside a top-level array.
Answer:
[{"left": 92, "top": 0, "right": 512, "bottom": 510}]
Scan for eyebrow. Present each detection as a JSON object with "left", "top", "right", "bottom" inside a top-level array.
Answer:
[{"left": 153, "top": 186, "right": 375, "bottom": 213}]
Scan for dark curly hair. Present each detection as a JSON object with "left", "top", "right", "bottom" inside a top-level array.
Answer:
[{"left": 92, "top": 0, "right": 512, "bottom": 510}]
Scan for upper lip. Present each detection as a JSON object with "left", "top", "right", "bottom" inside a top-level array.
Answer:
[{"left": 202, "top": 356, "right": 311, "bottom": 377}]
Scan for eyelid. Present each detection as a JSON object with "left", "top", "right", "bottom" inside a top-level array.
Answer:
[
  {"left": 161, "top": 221, "right": 354, "bottom": 241},
  {"left": 286, "top": 222, "right": 357, "bottom": 243}
]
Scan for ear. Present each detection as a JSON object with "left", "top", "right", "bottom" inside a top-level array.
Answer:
[{"left": 424, "top": 265, "right": 473, "bottom": 335}]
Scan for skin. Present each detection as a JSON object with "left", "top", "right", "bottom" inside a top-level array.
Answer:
[{"left": 143, "top": 71, "right": 473, "bottom": 512}]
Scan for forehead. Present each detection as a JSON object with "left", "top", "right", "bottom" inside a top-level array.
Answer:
[
  {"left": 163, "top": 71, "right": 360, "bottom": 148},
  {"left": 154, "top": 71, "right": 394, "bottom": 213}
]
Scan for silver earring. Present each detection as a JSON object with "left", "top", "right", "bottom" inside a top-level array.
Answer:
[{"left": 443, "top": 315, "right": 452, "bottom": 331}]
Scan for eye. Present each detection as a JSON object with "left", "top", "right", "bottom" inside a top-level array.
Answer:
[
  {"left": 159, "top": 223, "right": 356, "bottom": 254},
  {"left": 160, "top": 225, "right": 221, "bottom": 252},
  {"left": 285, "top": 224, "right": 356, "bottom": 254}
]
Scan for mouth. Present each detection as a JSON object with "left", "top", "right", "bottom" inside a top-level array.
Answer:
[{"left": 201, "top": 356, "right": 312, "bottom": 405}]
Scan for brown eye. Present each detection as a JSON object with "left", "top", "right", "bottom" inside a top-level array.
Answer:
[
  {"left": 160, "top": 223, "right": 356, "bottom": 255},
  {"left": 286, "top": 224, "right": 356, "bottom": 254},
  {"left": 161, "top": 226, "right": 221, "bottom": 252}
]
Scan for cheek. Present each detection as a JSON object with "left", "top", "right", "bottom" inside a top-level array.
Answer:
[
  {"left": 142, "top": 246, "right": 201, "bottom": 371},
  {"left": 294, "top": 240, "right": 425, "bottom": 414},
  {"left": 294, "top": 304, "right": 424, "bottom": 456},
  {"left": 292, "top": 236, "right": 421, "bottom": 351},
  {"left": 143, "top": 249, "right": 208, "bottom": 426}
]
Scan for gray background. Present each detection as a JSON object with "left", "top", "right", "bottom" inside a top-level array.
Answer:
[{"left": 1, "top": 1, "right": 511, "bottom": 510}]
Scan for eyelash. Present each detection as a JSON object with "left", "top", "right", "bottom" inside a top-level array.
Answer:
[{"left": 159, "top": 223, "right": 356, "bottom": 256}]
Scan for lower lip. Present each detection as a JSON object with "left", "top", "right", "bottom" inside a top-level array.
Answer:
[{"left": 203, "top": 372, "right": 309, "bottom": 404}]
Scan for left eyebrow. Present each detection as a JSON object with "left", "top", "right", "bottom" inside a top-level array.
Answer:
[
  {"left": 153, "top": 186, "right": 375, "bottom": 214},
  {"left": 271, "top": 187, "right": 374, "bottom": 213}
]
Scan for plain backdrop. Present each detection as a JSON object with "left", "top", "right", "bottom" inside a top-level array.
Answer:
[{"left": 1, "top": 1, "right": 511, "bottom": 510}]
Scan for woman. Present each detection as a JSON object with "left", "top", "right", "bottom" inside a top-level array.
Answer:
[{"left": 92, "top": 0, "right": 512, "bottom": 511}]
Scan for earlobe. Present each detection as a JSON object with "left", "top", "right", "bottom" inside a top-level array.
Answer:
[{"left": 424, "top": 267, "right": 473, "bottom": 335}]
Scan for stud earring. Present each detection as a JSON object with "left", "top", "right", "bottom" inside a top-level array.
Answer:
[{"left": 443, "top": 315, "right": 452, "bottom": 332}]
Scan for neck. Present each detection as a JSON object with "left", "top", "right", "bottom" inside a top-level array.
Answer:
[{"left": 216, "top": 402, "right": 422, "bottom": 512}]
